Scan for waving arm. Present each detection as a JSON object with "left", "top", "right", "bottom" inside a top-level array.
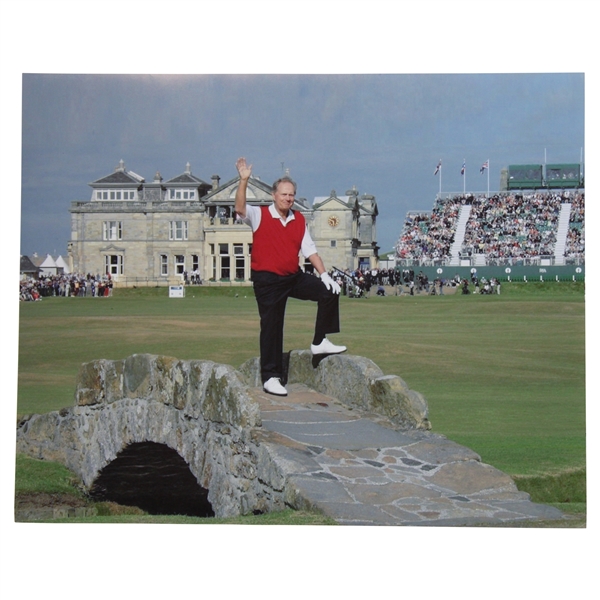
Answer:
[{"left": 235, "top": 157, "right": 252, "bottom": 218}]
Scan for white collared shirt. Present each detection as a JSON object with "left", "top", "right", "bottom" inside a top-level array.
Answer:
[{"left": 242, "top": 203, "right": 317, "bottom": 258}]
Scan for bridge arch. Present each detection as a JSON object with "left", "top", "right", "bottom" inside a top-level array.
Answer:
[
  {"left": 16, "top": 354, "right": 286, "bottom": 518},
  {"left": 89, "top": 441, "right": 215, "bottom": 517}
]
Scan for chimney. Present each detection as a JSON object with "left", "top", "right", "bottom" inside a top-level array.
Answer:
[{"left": 211, "top": 174, "right": 220, "bottom": 190}]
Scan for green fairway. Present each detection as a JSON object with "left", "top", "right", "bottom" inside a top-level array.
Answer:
[{"left": 17, "top": 282, "right": 585, "bottom": 479}]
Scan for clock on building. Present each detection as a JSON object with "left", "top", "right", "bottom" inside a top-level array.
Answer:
[{"left": 328, "top": 215, "right": 340, "bottom": 228}]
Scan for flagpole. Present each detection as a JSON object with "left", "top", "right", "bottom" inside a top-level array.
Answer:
[
  {"left": 434, "top": 159, "right": 442, "bottom": 198},
  {"left": 487, "top": 159, "right": 490, "bottom": 197},
  {"left": 463, "top": 159, "right": 466, "bottom": 195}
]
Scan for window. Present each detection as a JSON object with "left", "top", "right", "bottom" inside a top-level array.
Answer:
[
  {"left": 233, "top": 244, "right": 245, "bottom": 279},
  {"left": 160, "top": 254, "right": 168, "bottom": 276},
  {"left": 103, "top": 221, "right": 122, "bottom": 241},
  {"left": 169, "top": 221, "right": 188, "bottom": 240},
  {"left": 175, "top": 255, "right": 185, "bottom": 275},
  {"left": 219, "top": 243, "right": 229, "bottom": 255},
  {"left": 330, "top": 240, "right": 337, "bottom": 248},
  {"left": 235, "top": 257, "right": 245, "bottom": 280},
  {"left": 220, "top": 256, "right": 230, "bottom": 280},
  {"left": 169, "top": 189, "right": 195, "bottom": 200},
  {"left": 96, "top": 190, "right": 135, "bottom": 200},
  {"left": 104, "top": 254, "right": 124, "bottom": 275},
  {"left": 192, "top": 255, "right": 199, "bottom": 271}
]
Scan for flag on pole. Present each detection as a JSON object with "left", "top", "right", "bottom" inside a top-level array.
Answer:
[
  {"left": 480, "top": 160, "right": 489, "bottom": 174},
  {"left": 434, "top": 160, "right": 441, "bottom": 176},
  {"left": 461, "top": 161, "right": 466, "bottom": 176}
]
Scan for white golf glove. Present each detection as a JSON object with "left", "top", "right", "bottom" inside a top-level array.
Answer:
[{"left": 320, "top": 272, "right": 341, "bottom": 294}]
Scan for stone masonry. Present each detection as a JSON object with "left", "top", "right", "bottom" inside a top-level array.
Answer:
[
  {"left": 16, "top": 352, "right": 565, "bottom": 525},
  {"left": 17, "top": 354, "right": 280, "bottom": 518}
]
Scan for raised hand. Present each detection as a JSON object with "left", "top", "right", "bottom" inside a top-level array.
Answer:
[{"left": 236, "top": 157, "right": 252, "bottom": 180}]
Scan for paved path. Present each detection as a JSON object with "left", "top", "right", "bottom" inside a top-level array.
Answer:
[{"left": 249, "top": 384, "right": 565, "bottom": 526}]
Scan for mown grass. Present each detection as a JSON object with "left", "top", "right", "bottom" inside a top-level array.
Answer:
[
  {"left": 15, "top": 453, "right": 85, "bottom": 496},
  {"left": 16, "top": 281, "right": 586, "bottom": 524}
]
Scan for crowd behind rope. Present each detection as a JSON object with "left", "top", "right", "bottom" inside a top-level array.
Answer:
[
  {"left": 20, "top": 273, "right": 113, "bottom": 301},
  {"left": 329, "top": 267, "right": 502, "bottom": 298},
  {"left": 331, "top": 267, "right": 401, "bottom": 298},
  {"left": 396, "top": 190, "right": 585, "bottom": 265}
]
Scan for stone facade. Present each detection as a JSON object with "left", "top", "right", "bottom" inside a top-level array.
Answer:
[
  {"left": 68, "top": 161, "right": 379, "bottom": 287},
  {"left": 310, "top": 187, "right": 378, "bottom": 272}
]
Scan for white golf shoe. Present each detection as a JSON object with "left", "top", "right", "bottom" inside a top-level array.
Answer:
[
  {"left": 263, "top": 377, "right": 288, "bottom": 396},
  {"left": 310, "top": 338, "right": 347, "bottom": 356}
]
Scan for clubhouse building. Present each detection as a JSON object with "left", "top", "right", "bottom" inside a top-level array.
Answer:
[{"left": 68, "top": 160, "right": 379, "bottom": 286}]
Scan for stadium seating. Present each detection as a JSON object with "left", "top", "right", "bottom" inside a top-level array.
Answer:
[{"left": 395, "top": 191, "right": 584, "bottom": 267}]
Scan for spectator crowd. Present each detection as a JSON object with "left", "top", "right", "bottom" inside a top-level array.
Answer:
[
  {"left": 331, "top": 267, "right": 401, "bottom": 298},
  {"left": 20, "top": 273, "right": 114, "bottom": 301},
  {"left": 396, "top": 190, "right": 585, "bottom": 266},
  {"left": 395, "top": 195, "right": 463, "bottom": 264},
  {"left": 565, "top": 192, "right": 585, "bottom": 263}
]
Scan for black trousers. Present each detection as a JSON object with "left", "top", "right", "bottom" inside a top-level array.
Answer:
[{"left": 251, "top": 269, "right": 340, "bottom": 383}]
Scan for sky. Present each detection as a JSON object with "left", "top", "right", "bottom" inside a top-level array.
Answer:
[
  {"left": 20, "top": 72, "right": 584, "bottom": 257},
  {"left": 2, "top": 0, "right": 598, "bottom": 597}
]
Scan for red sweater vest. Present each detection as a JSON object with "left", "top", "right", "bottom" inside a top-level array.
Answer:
[{"left": 251, "top": 206, "right": 305, "bottom": 276}]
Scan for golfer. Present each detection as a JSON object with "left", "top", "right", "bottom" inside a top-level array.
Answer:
[{"left": 235, "top": 157, "right": 346, "bottom": 396}]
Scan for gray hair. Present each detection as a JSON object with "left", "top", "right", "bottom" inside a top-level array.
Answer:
[{"left": 272, "top": 175, "right": 297, "bottom": 194}]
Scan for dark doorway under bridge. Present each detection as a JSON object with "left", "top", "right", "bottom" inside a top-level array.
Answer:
[{"left": 89, "top": 442, "right": 214, "bottom": 518}]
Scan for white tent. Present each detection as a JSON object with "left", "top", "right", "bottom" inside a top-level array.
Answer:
[
  {"left": 38, "top": 254, "right": 58, "bottom": 276},
  {"left": 55, "top": 255, "right": 70, "bottom": 274}
]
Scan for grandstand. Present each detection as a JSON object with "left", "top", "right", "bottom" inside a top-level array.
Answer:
[{"left": 395, "top": 163, "right": 585, "bottom": 283}]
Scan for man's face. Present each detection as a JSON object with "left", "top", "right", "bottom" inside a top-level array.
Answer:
[{"left": 272, "top": 182, "right": 296, "bottom": 217}]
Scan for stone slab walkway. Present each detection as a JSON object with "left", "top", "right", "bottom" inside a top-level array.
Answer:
[{"left": 249, "top": 384, "right": 565, "bottom": 526}]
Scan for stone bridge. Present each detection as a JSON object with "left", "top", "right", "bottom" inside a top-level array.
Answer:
[{"left": 16, "top": 351, "right": 565, "bottom": 525}]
